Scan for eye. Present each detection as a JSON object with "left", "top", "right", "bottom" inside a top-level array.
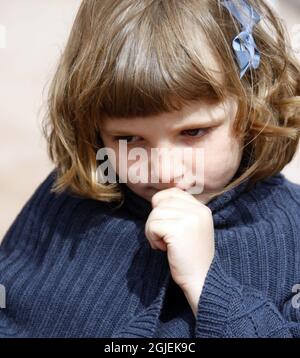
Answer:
[
  {"left": 112, "top": 128, "right": 210, "bottom": 144},
  {"left": 181, "top": 128, "right": 209, "bottom": 138},
  {"left": 113, "top": 135, "right": 141, "bottom": 144}
]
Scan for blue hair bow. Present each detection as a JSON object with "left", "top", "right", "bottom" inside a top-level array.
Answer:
[{"left": 221, "top": 0, "right": 261, "bottom": 78}]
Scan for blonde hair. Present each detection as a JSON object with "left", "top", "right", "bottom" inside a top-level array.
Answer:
[{"left": 43, "top": 0, "right": 300, "bottom": 205}]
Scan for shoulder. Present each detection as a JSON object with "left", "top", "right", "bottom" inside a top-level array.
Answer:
[
  {"left": 255, "top": 172, "right": 300, "bottom": 207},
  {"left": 22, "top": 169, "right": 111, "bottom": 219},
  {"left": 243, "top": 172, "right": 300, "bottom": 223},
  {"left": 0, "top": 169, "right": 130, "bottom": 248}
]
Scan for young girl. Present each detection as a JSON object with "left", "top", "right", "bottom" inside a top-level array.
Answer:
[{"left": 0, "top": 0, "right": 300, "bottom": 338}]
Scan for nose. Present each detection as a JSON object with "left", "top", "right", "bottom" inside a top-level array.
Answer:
[{"left": 149, "top": 146, "right": 188, "bottom": 189}]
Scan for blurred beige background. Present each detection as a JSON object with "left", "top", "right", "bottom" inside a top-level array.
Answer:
[{"left": 0, "top": 0, "right": 299, "bottom": 241}]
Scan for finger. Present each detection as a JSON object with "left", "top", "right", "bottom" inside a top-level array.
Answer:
[
  {"left": 145, "top": 219, "right": 163, "bottom": 250},
  {"left": 151, "top": 188, "right": 197, "bottom": 207},
  {"left": 153, "top": 239, "right": 167, "bottom": 252},
  {"left": 152, "top": 199, "right": 194, "bottom": 213},
  {"left": 145, "top": 219, "right": 176, "bottom": 249},
  {"left": 148, "top": 206, "right": 183, "bottom": 221}
]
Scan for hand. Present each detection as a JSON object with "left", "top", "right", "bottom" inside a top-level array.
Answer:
[{"left": 145, "top": 187, "right": 215, "bottom": 298}]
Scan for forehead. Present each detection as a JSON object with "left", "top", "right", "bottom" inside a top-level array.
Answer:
[{"left": 100, "top": 97, "right": 236, "bottom": 132}]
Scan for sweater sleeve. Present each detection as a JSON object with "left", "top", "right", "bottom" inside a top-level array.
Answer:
[{"left": 195, "top": 252, "right": 300, "bottom": 338}]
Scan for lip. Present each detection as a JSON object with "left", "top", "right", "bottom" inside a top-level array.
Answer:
[{"left": 148, "top": 183, "right": 195, "bottom": 192}]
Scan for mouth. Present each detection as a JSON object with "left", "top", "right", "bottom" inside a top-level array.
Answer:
[
  {"left": 148, "top": 185, "right": 196, "bottom": 193},
  {"left": 148, "top": 179, "right": 196, "bottom": 191}
]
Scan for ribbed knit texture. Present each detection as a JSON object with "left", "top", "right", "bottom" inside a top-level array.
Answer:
[{"left": 0, "top": 169, "right": 300, "bottom": 337}]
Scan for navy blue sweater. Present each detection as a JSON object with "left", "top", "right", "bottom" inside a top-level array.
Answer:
[{"left": 0, "top": 170, "right": 300, "bottom": 337}]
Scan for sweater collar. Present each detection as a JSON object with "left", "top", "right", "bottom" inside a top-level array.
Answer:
[{"left": 119, "top": 177, "right": 252, "bottom": 222}]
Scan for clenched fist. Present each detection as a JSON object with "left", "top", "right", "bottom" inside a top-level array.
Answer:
[{"left": 145, "top": 187, "right": 215, "bottom": 314}]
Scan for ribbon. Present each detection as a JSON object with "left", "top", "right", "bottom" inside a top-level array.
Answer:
[{"left": 221, "top": 0, "right": 261, "bottom": 78}]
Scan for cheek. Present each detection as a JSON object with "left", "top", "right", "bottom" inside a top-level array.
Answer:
[
  {"left": 196, "top": 127, "right": 243, "bottom": 189},
  {"left": 112, "top": 147, "right": 149, "bottom": 185},
  {"left": 99, "top": 139, "right": 125, "bottom": 179}
]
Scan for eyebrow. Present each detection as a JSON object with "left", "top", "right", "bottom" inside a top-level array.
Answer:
[{"left": 103, "top": 117, "right": 222, "bottom": 136}]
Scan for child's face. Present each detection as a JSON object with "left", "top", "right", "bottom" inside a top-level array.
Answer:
[{"left": 99, "top": 97, "right": 243, "bottom": 204}]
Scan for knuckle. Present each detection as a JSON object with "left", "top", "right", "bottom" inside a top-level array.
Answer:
[
  {"left": 151, "top": 192, "right": 162, "bottom": 206},
  {"left": 204, "top": 206, "right": 212, "bottom": 216}
]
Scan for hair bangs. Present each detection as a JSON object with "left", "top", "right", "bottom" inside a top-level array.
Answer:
[{"left": 92, "top": 0, "right": 227, "bottom": 120}]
